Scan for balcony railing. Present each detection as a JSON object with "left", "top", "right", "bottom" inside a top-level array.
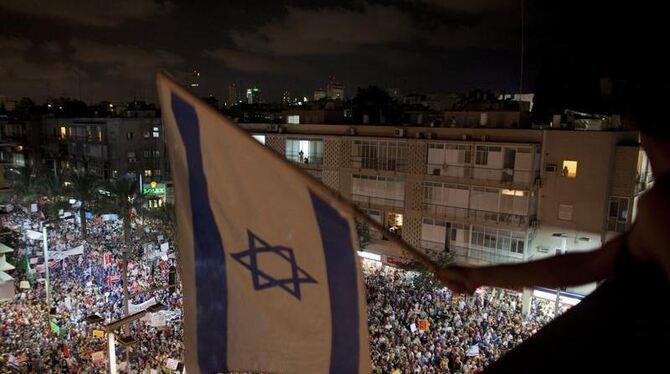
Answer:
[
  {"left": 286, "top": 153, "right": 323, "bottom": 168},
  {"left": 426, "top": 163, "right": 539, "bottom": 185},
  {"left": 449, "top": 245, "right": 524, "bottom": 265},
  {"left": 421, "top": 239, "right": 447, "bottom": 252},
  {"left": 351, "top": 157, "right": 407, "bottom": 173},
  {"left": 423, "top": 203, "right": 531, "bottom": 227},
  {"left": 352, "top": 194, "right": 404, "bottom": 209},
  {"left": 607, "top": 217, "right": 628, "bottom": 233}
]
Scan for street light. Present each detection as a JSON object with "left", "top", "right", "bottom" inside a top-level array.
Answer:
[{"left": 87, "top": 303, "right": 166, "bottom": 374}]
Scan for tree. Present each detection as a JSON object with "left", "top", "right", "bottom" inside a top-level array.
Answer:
[
  {"left": 65, "top": 171, "right": 100, "bottom": 239},
  {"left": 6, "top": 164, "right": 37, "bottom": 203},
  {"left": 144, "top": 203, "right": 176, "bottom": 243},
  {"left": 351, "top": 86, "right": 402, "bottom": 124},
  {"left": 104, "top": 176, "right": 140, "bottom": 321},
  {"left": 356, "top": 220, "right": 372, "bottom": 250}
]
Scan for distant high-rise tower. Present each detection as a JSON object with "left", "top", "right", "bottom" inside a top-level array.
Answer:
[
  {"left": 246, "top": 87, "right": 260, "bottom": 104},
  {"left": 326, "top": 77, "right": 345, "bottom": 100},
  {"left": 228, "top": 83, "right": 239, "bottom": 106},
  {"left": 282, "top": 90, "right": 292, "bottom": 104},
  {"left": 190, "top": 70, "right": 201, "bottom": 89},
  {"left": 314, "top": 88, "right": 326, "bottom": 101}
]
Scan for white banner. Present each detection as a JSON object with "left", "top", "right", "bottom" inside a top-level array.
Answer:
[
  {"left": 129, "top": 297, "right": 157, "bottom": 314},
  {"left": 25, "top": 230, "right": 42, "bottom": 240}
]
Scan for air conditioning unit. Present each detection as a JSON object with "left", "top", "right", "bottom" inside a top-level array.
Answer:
[
  {"left": 394, "top": 128, "right": 405, "bottom": 137},
  {"left": 347, "top": 127, "right": 356, "bottom": 136},
  {"left": 461, "top": 134, "right": 469, "bottom": 141},
  {"left": 544, "top": 164, "right": 557, "bottom": 172}
]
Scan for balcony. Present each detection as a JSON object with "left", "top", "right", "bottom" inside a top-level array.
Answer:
[
  {"left": 449, "top": 245, "right": 524, "bottom": 265},
  {"left": 423, "top": 203, "right": 531, "bottom": 228},
  {"left": 607, "top": 217, "right": 628, "bottom": 233},
  {"left": 352, "top": 194, "right": 404, "bottom": 210},
  {"left": 351, "top": 157, "right": 407, "bottom": 173},
  {"left": 286, "top": 153, "right": 323, "bottom": 170},
  {"left": 426, "top": 163, "right": 539, "bottom": 187}
]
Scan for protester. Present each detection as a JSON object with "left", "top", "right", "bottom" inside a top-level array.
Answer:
[
  {"left": 1, "top": 200, "right": 559, "bottom": 373},
  {"left": 0, "top": 199, "right": 183, "bottom": 373}
]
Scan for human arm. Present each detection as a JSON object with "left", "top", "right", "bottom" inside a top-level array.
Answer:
[{"left": 436, "top": 233, "right": 624, "bottom": 293}]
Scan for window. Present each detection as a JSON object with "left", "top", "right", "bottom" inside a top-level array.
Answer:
[
  {"left": 126, "top": 132, "right": 133, "bottom": 140},
  {"left": 608, "top": 197, "right": 629, "bottom": 232},
  {"left": 59, "top": 126, "right": 67, "bottom": 140},
  {"left": 252, "top": 135, "right": 266, "bottom": 144},
  {"left": 153, "top": 150, "right": 160, "bottom": 158},
  {"left": 127, "top": 151, "right": 136, "bottom": 164},
  {"left": 144, "top": 131, "right": 151, "bottom": 139},
  {"left": 562, "top": 160, "right": 578, "bottom": 178},
  {"left": 153, "top": 127, "right": 160, "bottom": 138},
  {"left": 558, "top": 204, "right": 573, "bottom": 221},
  {"left": 475, "top": 148, "right": 488, "bottom": 165},
  {"left": 287, "top": 115, "right": 300, "bottom": 124},
  {"left": 144, "top": 169, "right": 152, "bottom": 177},
  {"left": 352, "top": 140, "right": 408, "bottom": 172},
  {"left": 143, "top": 150, "right": 151, "bottom": 158},
  {"left": 286, "top": 138, "right": 323, "bottom": 165},
  {"left": 154, "top": 169, "right": 161, "bottom": 176}
]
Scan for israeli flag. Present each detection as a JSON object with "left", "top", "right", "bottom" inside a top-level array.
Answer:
[{"left": 157, "top": 72, "right": 370, "bottom": 373}]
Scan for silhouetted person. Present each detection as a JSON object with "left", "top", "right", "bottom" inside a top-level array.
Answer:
[{"left": 438, "top": 72, "right": 670, "bottom": 372}]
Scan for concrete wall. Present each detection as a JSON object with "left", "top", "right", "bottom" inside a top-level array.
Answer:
[{"left": 539, "top": 131, "right": 620, "bottom": 236}]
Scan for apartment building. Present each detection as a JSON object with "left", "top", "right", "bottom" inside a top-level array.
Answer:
[
  {"left": 41, "top": 115, "right": 171, "bottom": 208},
  {"left": 243, "top": 123, "right": 646, "bottom": 295}
]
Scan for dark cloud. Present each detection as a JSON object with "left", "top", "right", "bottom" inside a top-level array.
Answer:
[
  {"left": 229, "top": 4, "right": 414, "bottom": 56},
  {"left": 0, "top": 0, "right": 535, "bottom": 102},
  {"left": 0, "top": 0, "right": 173, "bottom": 27}
]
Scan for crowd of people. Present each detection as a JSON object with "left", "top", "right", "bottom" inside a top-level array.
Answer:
[
  {"left": 0, "top": 200, "right": 567, "bottom": 373},
  {"left": 365, "top": 263, "right": 557, "bottom": 374},
  {"left": 0, "top": 201, "right": 183, "bottom": 373}
]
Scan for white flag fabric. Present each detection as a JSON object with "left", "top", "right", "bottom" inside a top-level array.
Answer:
[{"left": 157, "top": 72, "right": 370, "bottom": 374}]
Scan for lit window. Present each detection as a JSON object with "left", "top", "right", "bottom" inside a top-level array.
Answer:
[
  {"left": 502, "top": 189, "right": 526, "bottom": 197},
  {"left": 144, "top": 131, "right": 151, "bottom": 139},
  {"left": 562, "top": 160, "right": 578, "bottom": 178},
  {"left": 287, "top": 115, "right": 300, "bottom": 124},
  {"left": 126, "top": 132, "right": 133, "bottom": 140},
  {"left": 153, "top": 127, "right": 160, "bottom": 138},
  {"left": 144, "top": 169, "right": 152, "bottom": 177},
  {"left": 60, "top": 126, "right": 67, "bottom": 139}
]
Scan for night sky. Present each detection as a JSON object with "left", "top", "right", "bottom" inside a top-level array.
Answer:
[{"left": 0, "top": 1, "right": 650, "bottom": 103}]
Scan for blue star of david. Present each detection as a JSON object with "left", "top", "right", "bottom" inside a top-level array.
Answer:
[{"left": 231, "top": 230, "right": 317, "bottom": 300}]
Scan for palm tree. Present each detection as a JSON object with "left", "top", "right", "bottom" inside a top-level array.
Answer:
[
  {"left": 145, "top": 203, "right": 176, "bottom": 242},
  {"left": 6, "top": 164, "right": 37, "bottom": 202},
  {"left": 105, "top": 176, "right": 139, "bottom": 320},
  {"left": 66, "top": 171, "right": 100, "bottom": 239}
]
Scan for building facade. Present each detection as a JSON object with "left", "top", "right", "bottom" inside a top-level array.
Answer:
[
  {"left": 41, "top": 115, "right": 171, "bottom": 207},
  {"left": 243, "top": 123, "right": 645, "bottom": 295}
]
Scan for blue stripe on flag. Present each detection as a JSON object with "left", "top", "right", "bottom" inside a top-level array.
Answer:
[
  {"left": 309, "top": 191, "right": 360, "bottom": 374},
  {"left": 171, "top": 93, "right": 229, "bottom": 372}
]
